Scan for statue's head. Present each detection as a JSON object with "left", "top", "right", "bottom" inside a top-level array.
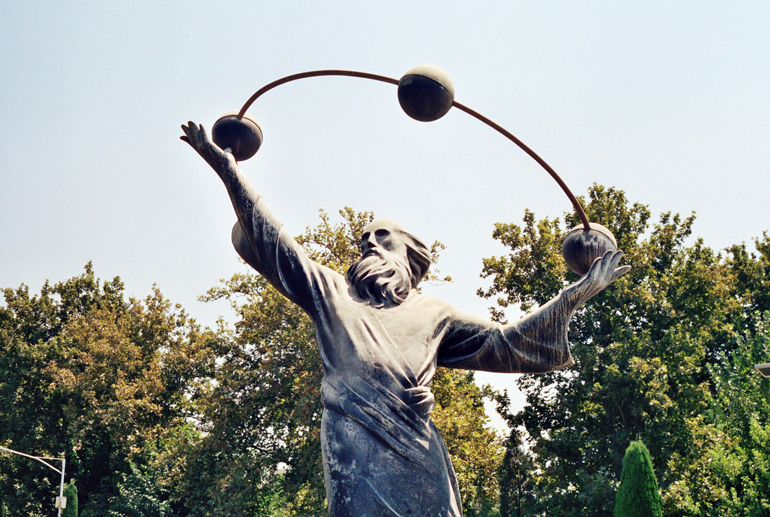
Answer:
[{"left": 346, "top": 219, "right": 431, "bottom": 308}]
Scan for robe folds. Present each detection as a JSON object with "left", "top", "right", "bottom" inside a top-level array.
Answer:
[{"left": 231, "top": 195, "right": 574, "bottom": 517}]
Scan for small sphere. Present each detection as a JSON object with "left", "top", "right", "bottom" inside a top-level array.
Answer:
[
  {"left": 562, "top": 222, "right": 617, "bottom": 276},
  {"left": 398, "top": 65, "right": 455, "bottom": 122},
  {"left": 211, "top": 111, "right": 263, "bottom": 161}
]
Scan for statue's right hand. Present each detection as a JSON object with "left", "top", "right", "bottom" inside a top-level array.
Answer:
[
  {"left": 180, "top": 121, "right": 236, "bottom": 173},
  {"left": 563, "top": 250, "right": 630, "bottom": 307}
]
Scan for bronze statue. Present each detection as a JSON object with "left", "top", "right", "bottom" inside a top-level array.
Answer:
[{"left": 182, "top": 121, "right": 629, "bottom": 517}]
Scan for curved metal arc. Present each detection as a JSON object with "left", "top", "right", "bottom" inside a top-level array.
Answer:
[
  {"left": 237, "top": 69, "right": 590, "bottom": 229},
  {"left": 238, "top": 70, "right": 399, "bottom": 118},
  {"left": 451, "top": 101, "right": 590, "bottom": 229},
  {"left": 0, "top": 446, "right": 63, "bottom": 474}
]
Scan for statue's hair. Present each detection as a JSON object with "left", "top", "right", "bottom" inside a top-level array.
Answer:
[{"left": 399, "top": 231, "right": 431, "bottom": 288}]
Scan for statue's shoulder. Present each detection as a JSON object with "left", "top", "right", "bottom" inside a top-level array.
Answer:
[{"left": 408, "top": 292, "right": 457, "bottom": 316}]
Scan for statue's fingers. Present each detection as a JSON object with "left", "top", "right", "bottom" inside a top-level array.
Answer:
[
  {"left": 609, "top": 250, "right": 625, "bottom": 271},
  {"left": 597, "top": 250, "right": 615, "bottom": 274},
  {"left": 181, "top": 123, "right": 195, "bottom": 141},
  {"left": 184, "top": 122, "right": 206, "bottom": 149},
  {"left": 585, "top": 255, "right": 603, "bottom": 277},
  {"left": 180, "top": 135, "right": 191, "bottom": 145},
  {"left": 611, "top": 265, "right": 632, "bottom": 282},
  {"left": 197, "top": 123, "right": 212, "bottom": 144},
  {"left": 182, "top": 123, "right": 210, "bottom": 155},
  {"left": 189, "top": 121, "right": 208, "bottom": 143}
]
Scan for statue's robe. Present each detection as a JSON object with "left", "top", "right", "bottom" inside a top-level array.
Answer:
[{"left": 232, "top": 195, "right": 574, "bottom": 517}]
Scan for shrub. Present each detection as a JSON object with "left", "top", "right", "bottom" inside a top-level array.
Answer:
[{"left": 615, "top": 441, "right": 662, "bottom": 517}]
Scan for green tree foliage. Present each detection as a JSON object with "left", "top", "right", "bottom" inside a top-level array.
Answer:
[
  {"left": 431, "top": 368, "right": 503, "bottom": 517},
  {"left": 614, "top": 441, "right": 662, "bottom": 517},
  {"left": 478, "top": 185, "right": 770, "bottom": 516},
  {"left": 0, "top": 264, "right": 214, "bottom": 516},
  {"left": 107, "top": 461, "right": 175, "bottom": 517},
  {"left": 63, "top": 479, "right": 79, "bottom": 517},
  {"left": 185, "top": 208, "right": 501, "bottom": 516},
  {"left": 698, "top": 314, "right": 770, "bottom": 516},
  {"left": 497, "top": 428, "right": 537, "bottom": 517}
]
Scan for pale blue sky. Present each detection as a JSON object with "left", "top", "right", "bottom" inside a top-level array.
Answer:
[{"left": 2, "top": 2, "right": 768, "bottom": 423}]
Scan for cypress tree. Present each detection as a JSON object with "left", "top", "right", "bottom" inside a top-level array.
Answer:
[
  {"left": 62, "top": 480, "right": 78, "bottom": 517},
  {"left": 614, "top": 441, "right": 662, "bottom": 517}
]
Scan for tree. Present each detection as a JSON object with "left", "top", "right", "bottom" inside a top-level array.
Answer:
[
  {"left": 185, "top": 208, "right": 502, "bottom": 516},
  {"left": 107, "top": 461, "right": 174, "bottom": 517},
  {"left": 497, "top": 427, "right": 537, "bottom": 517},
  {"left": 63, "top": 479, "right": 79, "bottom": 517},
  {"left": 700, "top": 313, "right": 770, "bottom": 516},
  {"left": 431, "top": 368, "right": 504, "bottom": 516},
  {"left": 648, "top": 234, "right": 770, "bottom": 516},
  {"left": 479, "top": 185, "right": 764, "bottom": 516},
  {"left": 0, "top": 264, "right": 214, "bottom": 516},
  {"left": 614, "top": 441, "right": 662, "bottom": 517}
]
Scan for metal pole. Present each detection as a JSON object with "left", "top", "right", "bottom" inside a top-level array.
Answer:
[
  {"left": 0, "top": 447, "right": 62, "bottom": 474},
  {"left": 57, "top": 456, "right": 65, "bottom": 517}
]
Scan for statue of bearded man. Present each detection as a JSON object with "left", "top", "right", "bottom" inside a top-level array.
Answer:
[{"left": 181, "top": 121, "right": 630, "bottom": 517}]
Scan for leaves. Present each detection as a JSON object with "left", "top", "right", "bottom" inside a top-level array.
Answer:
[
  {"left": 480, "top": 184, "right": 770, "bottom": 516},
  {"left": 0, "top": 265, "right": 213, "bottom": 516},
  {"left": 614, "top": 441, "right": 662, "bottom": 517}
]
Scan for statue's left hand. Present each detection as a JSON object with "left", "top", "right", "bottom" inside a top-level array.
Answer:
[
  {"left": 180, "top": 121, "right": 237, "bottom": 175},
  {"left": 564, "top": 250, "right": 630, "bottom": 307}
]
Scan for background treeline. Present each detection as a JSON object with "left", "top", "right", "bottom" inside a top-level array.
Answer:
[{"left": 1, "top": 186, "right": 769, "bottom": 516}]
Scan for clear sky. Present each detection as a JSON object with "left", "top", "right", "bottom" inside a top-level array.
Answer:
[{"left": 2, "top": 2, "right": 768, "bottom": 428}]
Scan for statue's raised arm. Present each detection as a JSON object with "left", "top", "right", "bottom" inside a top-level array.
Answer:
[
  {"left": 181, "top": 121, "right": 324, "bottom": 313},
  {"left": 181, "top": 122, "right": 257, "bottom": 235}
]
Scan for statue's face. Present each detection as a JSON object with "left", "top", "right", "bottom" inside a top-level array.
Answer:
[
  {"left": 350, "top": 219, "right": 413, "bottom": 307},
  {"left": 360, "top": 220, "right": 408, "bottom": 262}
]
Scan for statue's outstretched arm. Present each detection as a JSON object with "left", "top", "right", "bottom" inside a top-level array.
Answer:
[
  {"left": 438, "top": 250, "right": 629, "bottom": 373},
  {"left": 181, "top": 121, "right": 260, "bottom": 244},
  {"left": 503, "top": 250, "right": 631, "bottom": 368},
  {"left": 181, "top": 121, "right": 326, "bottom": 314}
]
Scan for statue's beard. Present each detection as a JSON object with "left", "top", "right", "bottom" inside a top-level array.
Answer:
[{"left": 346, "top": 251, "right": 413, "bottom": 308}]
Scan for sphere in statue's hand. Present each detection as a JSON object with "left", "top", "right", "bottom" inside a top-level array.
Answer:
[
  {"left": 398, "top": 65, "right": 455, "bottom": 122},
  {"left": 562, "top": 223, "right": 618, "bottom": 276},
  {"left": 212, "top": 112, "right": 263, "bottom": 161}
]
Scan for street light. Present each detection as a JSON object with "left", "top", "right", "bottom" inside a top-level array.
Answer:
[
  {"left": 0, "top": 446, "right": 66, "bottom": 516},
  {"left": 755, "top": 363, "right": 770, "bottom": 378}
]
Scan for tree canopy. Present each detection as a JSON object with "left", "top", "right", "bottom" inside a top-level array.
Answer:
[
  {"left": 481, "top": 184, "right": 770, "bottom": 516},
  {"left": 0, "top": 263, "right": 214, "bottom": 516},
  {"left": 0, "top": 209, "right": 502, "bottom": 516},
  {"left": 2, "top": 191, "right": 770, "bottom": 516}
]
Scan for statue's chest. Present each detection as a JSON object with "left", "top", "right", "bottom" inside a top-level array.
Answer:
[{"left": 344, "top": 298, "right": 444, "bottom": 366}]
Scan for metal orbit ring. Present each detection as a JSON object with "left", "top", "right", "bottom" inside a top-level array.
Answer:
[{"left": 207, "top": 66, "right": 618, "bottom": 275}]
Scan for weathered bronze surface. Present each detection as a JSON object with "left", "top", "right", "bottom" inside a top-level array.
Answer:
[
  {"left": 398, "top": 65, "right": 455, "bottom": 121},
  {"left": 181, "top": 120, "right": 629, "bottom": 516}
]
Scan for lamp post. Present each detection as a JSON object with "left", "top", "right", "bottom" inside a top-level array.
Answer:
[
  {"left": 0, "top": 446, "right": 66, "bottom": 516},
  {"left": 755, "top": 363, "right": 770, "bottom": 378}
]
